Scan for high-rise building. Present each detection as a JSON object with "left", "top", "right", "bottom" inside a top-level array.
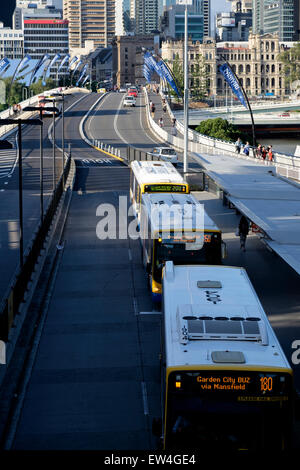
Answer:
[
  {"left": 162, "top": 4, "right": 204, "bottom": 42},
  {"left": 216, "top": 9, "right": 252, "bottom": 41},
  {"left": 0, "top": 22, "right": 24, "bottom": 59},
  {"left": 202, "top": 0, "right": 210, "bottom": 37},
  {"left": 229, "top": 1, "right": 252, "bottom": 13},
  {"left": 252, "top": 0, "right": 296, "bottom": 41},
  {"left": 161, "top": 0, "right": 210, "bottom": 40},
  {"left": 20, "top": 5, "right": 69, "bottom": 78},
  {"left": 63, "top": 0, "right": 116, "bottom": 50},
  {"left": 134, "top": 0, "right": 159, "bottom": 34}
]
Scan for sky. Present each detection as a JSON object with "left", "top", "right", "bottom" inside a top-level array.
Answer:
[{"left": 0, "top": 0, "right": 15, "bottom": 27}]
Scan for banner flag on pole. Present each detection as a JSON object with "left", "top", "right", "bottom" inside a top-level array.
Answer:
[
  {"left": 219, "top": 63, "right": 247, "bottom": 109},
  {"left": 72, "top": 60, "right": 82, "bottom": 75},
  {"left": 68, "top": 56, "right": 79, "bottom": 71},
  {"left": 48, "top": 53, "right": 61, "bottom": 71},
  {"left": 30, "top": 53, "right": 50, "bottom": 85},
  {"left": 0, "top": 57, "right": 10, "bottom": 76},
  {"left": 157, "top": 60, "right": 181, "bottom": 96},
  {"left": 76, "top": 64, "right": 88, "bottom": 86},
  {"left": 82, "top": 75, "right": 89, "bottom": 86},
  {"left": 57, "top": 54, "right": 70, "bottom": 74}
]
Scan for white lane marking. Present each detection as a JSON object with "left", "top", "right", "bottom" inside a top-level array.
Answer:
[
  {"left": 48, "top": 93, "right": 91, "bottom": 147},
  {"left": 86, "top": 93, "right": 111, "bottom": 140},
  {"left": 0, "top": 150, "right": 18, "bottom": 179},
  {"left": 133, "top": 297, "right": 138, "bottom": 316},
  {"left": 141, "top": 382, "right": 149, "bottom": 416},
  {"left": 113, "top": 95, "right": 131, "bottom": 146},
  {"left": 128, "top": 248, "right": 132, "bottom": 261},
  {"left": 139, "top": 311, "right": 162, "bottom": 315},
  {"left": 139, "top": 93, "right": 160, "bottom": 145}
]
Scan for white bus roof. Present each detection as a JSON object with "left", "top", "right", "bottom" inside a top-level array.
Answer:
[
  {"left": 162, "top": 263, "right": 291, "bottom": 372},
  {"left": 130, "top": 161, "right": 186, "bottom": 186},
  {"left": 141, "top": 192, "right": 220, "bottom": 233}
]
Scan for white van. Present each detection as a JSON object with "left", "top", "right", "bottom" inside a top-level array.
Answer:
[{"left": 151, "top": 147, "right": 178, "bottom": 166}]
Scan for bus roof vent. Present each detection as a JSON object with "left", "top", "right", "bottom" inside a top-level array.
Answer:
[
  {"left": 177, "top": 306, "right": 268, "bottom": 344},
  {"left": 197, "top": 280, "right": 222, "bottom": 289},
  {"left": 211, "top": 351, "right": 245, "bottom": 364}
]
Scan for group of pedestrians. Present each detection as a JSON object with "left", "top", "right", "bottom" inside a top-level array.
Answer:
[
  {"left": 255, "top": 144, "right": 274, "bottom": 161},
  {"left": 235, "top": 138, "right": 274, "bottom": 162}
]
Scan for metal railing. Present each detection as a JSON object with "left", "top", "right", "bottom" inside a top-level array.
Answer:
[{"left": 0, "top": 152, "right": 73, "bottom": 342}]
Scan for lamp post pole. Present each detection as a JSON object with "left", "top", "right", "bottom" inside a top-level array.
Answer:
[{"left": 183, "top": 4, "right": 189, "bottom": 174}]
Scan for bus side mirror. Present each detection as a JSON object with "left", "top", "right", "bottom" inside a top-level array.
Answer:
[
  {"left": 221, "top": 241, "right": 227, "bottom": 259},
  {"left": 152, "top": 417, "right": 162, "bottom": 437}
]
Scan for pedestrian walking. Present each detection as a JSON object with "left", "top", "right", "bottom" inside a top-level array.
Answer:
[
  {"left": 172, "top": 117, "right": 177, "bottom": 126},
  {"left": 235, "top": 138, "right": 242, "bottom": 154},
  {"left": 238, "top": 215, "right": 249, "bottom": 252},
  {"left": 261, "top": 146, "right": 267, "bottom": 161},
  {"left": 151, "top": 104, "right": 156, "bottom": 119},
  {"left": 243, "top": 141, "right": 250, "bottom": 156},
  {"left": 163, "top": 104, "right": 167, "bottom": 113},
  {"left": 171, "top": 125, "right": 177, "bottom": 136},
  {"left": 159, "top": 116, "right": 164, "bottom": 128},
  {"left": 267, "top": 145, "right": 274, "bottom": 162},
  {"left": 256, "top": 144, "right": 262, "bottom": 158}
]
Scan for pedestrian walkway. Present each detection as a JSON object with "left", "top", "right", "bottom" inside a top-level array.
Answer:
[
  {"left": 147, "top": 90, "right": 175, "bottom": 133},
  {"left": 193, "top": 151, "right": 300, "bottom": 276}
]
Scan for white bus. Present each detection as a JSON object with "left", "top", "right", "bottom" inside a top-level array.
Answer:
[
  {"left": 158, "top": 262, "right": 294, "bottom": 450},
  {"left": 139, "top": 192, "right": 226, "bottom": 302},
  {"left": 130, "top": 161, "right": 189, "bottom": 220}
]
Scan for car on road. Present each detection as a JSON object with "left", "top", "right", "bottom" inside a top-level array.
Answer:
[
  {"left": 150, "top": 147, "right": 178, "bottom": 166},
  {"left": 123, "top": 95, "right": 136, "bottom": 107},
  {"left": 119, "top": 87, "right": 127, "bottom": 93},
  {"left": 128, "top": 89, "right": 138, "bottom": 97}
]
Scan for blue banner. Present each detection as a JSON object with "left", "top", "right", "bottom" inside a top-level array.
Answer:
[
  {"left": 14, "top": 54, "right": 32, "bottom": 79},
  {"left": 82, "top": 75, "right": 89, "bottom": 86},
  {"left": 68, "top": 56, "right": 78, "bottom": 71},
  {"left": 30, "top": 54, "right": 50, "bottom": 85},
  {"left": 57, "top": 54, "right": 70, "bottom": 74},
  {"left": 72, "top": 60, "right": 82, "bottom": 75},
  {"left": 144, "top": 52, "right": 163, "bottom": 79},
  {"left": 48, "top": 53, "right": 61, "bottom": 71},
  {"left": 143, "top": 63, "right": 152, "bottom": 83},
  {"left": 76, "top": 64, "right": 88, "bottom": 86},
  {"left": 219, "top": 63, "right": 247, "bottom": 109},
  {"left": 0, "top": 57, "right": 10, "bottom": 76},
  {"left": 157, "top": 60, "right": 181, "bottom": 97}
]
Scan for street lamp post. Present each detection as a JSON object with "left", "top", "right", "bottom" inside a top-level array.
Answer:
[
  {"left": 0, "top": 118, "right": 42, "bottom": 268},
  {"left": 183, "top": 4, "right": 189, "bottom": 174}
]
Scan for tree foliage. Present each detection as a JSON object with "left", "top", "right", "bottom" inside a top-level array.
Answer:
[
  {"left": 0, "top": 77, "right": 56, "bottom": 109},
  {"left": 278, "top": 42, "right": 300, "bottom": 86},
  {"left": 190, "top": 54, "right": 209, "bottom": 100},
  {"left": 195, "top": 118, "right": 243, "bottom": 142}
]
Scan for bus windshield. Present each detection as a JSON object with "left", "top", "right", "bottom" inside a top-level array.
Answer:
[
  {"left": 165, "top": 371, "right": 293, "bottom": 450},
  {"left": 153, "top": 232, "right": 221, "bottom": 282}
]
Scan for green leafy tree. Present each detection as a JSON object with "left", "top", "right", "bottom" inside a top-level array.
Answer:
[
  {"left": 195, "top": 118, "right": 243, "bottom": 142},
  {"left": 190, "top": 54, "right": 208, "bottom": 100},
  {"left": 277, "top": 42, "right": 300, "bottom": 86},
  {"left": 29, "top": 77, "right": 55, "bottom": 96}
]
